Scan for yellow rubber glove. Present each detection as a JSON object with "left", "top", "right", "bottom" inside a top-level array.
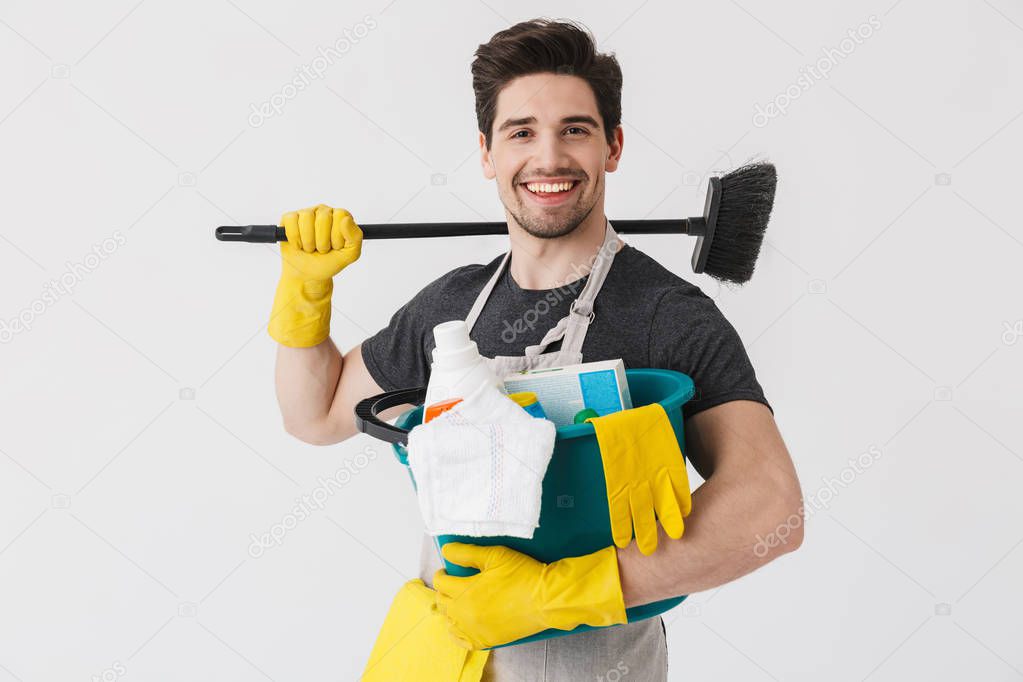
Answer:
[
  {"left": 362, "top": 578, "right": 490, "bottom": 681},
  {"left": 433, "top": 543, "right": 627, "bottom": 650},
  {"left": 267, "top": 204, "right": 362, "bottom": 347},
  {"left": 586, "top": 402, "right": 692, "bottom": 556}
]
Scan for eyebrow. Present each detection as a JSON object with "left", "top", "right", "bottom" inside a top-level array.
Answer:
[{"left": 497, "top": 114, "right": 601, "bottom": 132}]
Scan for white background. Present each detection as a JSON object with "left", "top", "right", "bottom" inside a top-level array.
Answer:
[{"left": 1, "top": 1, "right": 1022, "bottom": 680}]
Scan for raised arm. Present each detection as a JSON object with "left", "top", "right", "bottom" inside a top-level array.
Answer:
[
  {"left": 276, "top": 341, "right": 414, "bottom": 445},
  {"left": 268, "top": 204, "right": 413, "bottom": 445}
]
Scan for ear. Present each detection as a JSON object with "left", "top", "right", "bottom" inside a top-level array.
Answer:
[
  {"left": 604, "top": 125, "right": 624, "bottom": 173},
  {"left": 480, "top": 131, "right": 496, "bottom": 180}
]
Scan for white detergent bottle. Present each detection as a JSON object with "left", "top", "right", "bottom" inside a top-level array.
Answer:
[{"left": 424, "top": 320, "right": 505, "bottom": 414}]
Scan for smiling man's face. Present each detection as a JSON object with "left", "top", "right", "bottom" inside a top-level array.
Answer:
[{"left": 480, "top": 72, "right": 623, "bottom": 239}]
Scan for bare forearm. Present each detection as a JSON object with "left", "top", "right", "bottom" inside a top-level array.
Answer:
[
  {"left": 274, "top": 339, "right": 343, "bottom": 440},
  {"left": 616, "top": 463, "right": 803, "bottom": 608}
]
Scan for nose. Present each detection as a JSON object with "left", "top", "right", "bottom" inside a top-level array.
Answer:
[{"left": 532, "top": 130, "right": 572, "bottom": 170}]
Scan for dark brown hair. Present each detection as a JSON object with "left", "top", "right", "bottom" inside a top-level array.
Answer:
[{"left": 471, "top": 18, "right": 623, "bottom": 150}]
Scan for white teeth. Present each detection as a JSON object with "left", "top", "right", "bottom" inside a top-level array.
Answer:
[{"left": 525, "top": 181, "right": 575, "bottom": 193}]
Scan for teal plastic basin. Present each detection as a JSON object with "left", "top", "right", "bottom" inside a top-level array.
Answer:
[{"left": 391, "top": 368, "right": 695, "bottom": 649}]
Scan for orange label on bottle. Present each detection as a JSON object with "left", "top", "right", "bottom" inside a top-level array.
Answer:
[{"left": 424, "top": 398, "right": 463, "bottom": 423}]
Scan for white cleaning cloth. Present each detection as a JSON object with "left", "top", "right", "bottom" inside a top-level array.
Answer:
[{"left": 407, "top": 380, "right": 556, "bottom": 538}]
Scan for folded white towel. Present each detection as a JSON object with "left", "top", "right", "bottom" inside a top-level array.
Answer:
[{"left": 407, "top": 381, "right": 556, "bottom": 538}]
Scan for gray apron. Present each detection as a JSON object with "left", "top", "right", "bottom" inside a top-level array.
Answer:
[{"left": 416, "top": 218, "right": 669, "bottom": 681}]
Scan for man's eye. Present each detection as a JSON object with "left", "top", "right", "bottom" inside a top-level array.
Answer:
[{"left": 511, "top": 128, "right": 587, "bottom": 139}]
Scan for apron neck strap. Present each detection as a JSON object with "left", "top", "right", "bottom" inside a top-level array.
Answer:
[{"left": 465, "top": 218, "right": 621, "bottom": 335}]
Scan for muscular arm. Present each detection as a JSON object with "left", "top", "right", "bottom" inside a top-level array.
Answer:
[
  {"left": 615, "top": 399, "right": 803, "bottom": 607},
  {"left": 274, "top": 340, "right": 414, "bottom": 445}
]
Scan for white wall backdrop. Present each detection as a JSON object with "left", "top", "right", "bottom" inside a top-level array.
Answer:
[{"left": 1, "top": 0, "right": 1021, "bottom": 680}]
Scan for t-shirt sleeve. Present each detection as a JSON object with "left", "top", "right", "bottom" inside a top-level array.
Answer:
[
  {"left": 649, "top": 287, "right": 773, "bottom": 421},
  {"left": 360, "top": 285, "right": 438, "bottom": 393},
  {"left": 360, "top": 266, "right": 475, "bottom": 393}
]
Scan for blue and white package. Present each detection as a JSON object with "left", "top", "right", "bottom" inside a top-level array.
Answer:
[{"left": 501, "top": 359, "right": 633, "bottom": 428}]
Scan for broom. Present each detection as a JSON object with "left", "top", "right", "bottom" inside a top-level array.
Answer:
[{"left": 215, "top": 161, "right": 777, "bottom": 284}]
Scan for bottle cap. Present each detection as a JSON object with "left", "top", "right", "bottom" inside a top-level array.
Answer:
[
  {"left": 574, "top": 407, "right": 601, "bottom": 424},
  {"left": 431, "top": 320, "right": 481, "bottom": 370},
  {"left": 507, "top": 391, "right": 539, "bottom": 408}
]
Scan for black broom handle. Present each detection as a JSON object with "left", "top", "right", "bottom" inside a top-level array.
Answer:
[{"left": 215, "top": 218, "right": 708, "bottom": 242}]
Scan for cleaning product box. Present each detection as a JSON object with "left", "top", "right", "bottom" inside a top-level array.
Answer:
[{"left": 502, "top": 359, "right": 633, "bottom": 427}]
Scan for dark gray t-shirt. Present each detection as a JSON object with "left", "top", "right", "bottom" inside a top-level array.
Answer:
[{"left": 361, "top": 242, "right": 771, "bottom": 421}]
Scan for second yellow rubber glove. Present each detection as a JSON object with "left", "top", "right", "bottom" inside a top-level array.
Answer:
[
  {"left": 433, "top": 543, "right": 628, "bottom": 650},
  {"left": 362, "top": 578, "right": 489, "bottom": 681},
  {"left": 268, "top": 204, "right": 362, "bottom": 347},
  {"left": 586, "top": 402, "right": 692, "bottom": 556}
]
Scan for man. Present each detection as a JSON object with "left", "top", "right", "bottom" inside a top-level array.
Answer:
[{"left": 268, "top": 18, "right": 802, "bottom": 681}]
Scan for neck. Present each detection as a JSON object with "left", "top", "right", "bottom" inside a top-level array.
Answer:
[{"left": 505, "top": 209, "right": 618, "bottom": 291}]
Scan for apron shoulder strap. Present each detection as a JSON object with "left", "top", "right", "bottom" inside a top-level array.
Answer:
[{"left": 465, "top": 251, "right": 511, "bottom": 333}]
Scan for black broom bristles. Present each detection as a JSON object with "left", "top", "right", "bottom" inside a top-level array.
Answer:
[{"left": 705, "top": 161, "right": 777, "bottom": 285}]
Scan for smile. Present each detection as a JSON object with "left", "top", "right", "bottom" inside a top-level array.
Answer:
[{"left": 519, "top": 179, "right": 582, "bottom": 207}]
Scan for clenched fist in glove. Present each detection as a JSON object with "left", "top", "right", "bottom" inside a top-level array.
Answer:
[{"left": 268, "top": 204, "right": 362, "bottom": 347}]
